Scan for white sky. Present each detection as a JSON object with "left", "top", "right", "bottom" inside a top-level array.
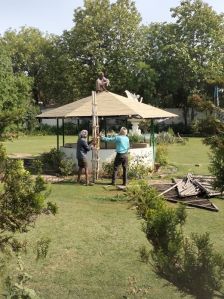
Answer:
[{"left": 0, "top": 0, "right": 223, "bottom": 35}]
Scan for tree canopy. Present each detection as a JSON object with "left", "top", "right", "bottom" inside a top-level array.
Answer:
[{"left": 0, "top": 0, "right": 224, "bottom": 133}]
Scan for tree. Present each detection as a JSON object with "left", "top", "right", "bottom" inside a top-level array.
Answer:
[
  {"left": 59, "top": 0, "right": 142, "bottom": 99},
  {"left": 2, "top": 27, "right": 56, "bottom": 105},
  {"left": 142, "top": 0, "right": 224, "bottom": 127},
  {"left": 0, "top": 46, "right": 32, "bottom": 137}
]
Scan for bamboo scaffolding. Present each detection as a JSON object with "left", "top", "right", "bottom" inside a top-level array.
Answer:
[{"left": 92, "top": 91, "right": 100, "bottom": 182}]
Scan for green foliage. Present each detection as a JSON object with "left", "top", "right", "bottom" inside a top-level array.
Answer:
[
  {"left": 41, "top": 148, "right": 65, "bottom": 174},
  {"left": 128, "top": 156, "right": 152, "bottom": 179},
  {"left": 192, "top": 116, "right": 224, "bottom": 136},
  {"left": 34, "top": 122, "right": 79, "bottom": 136},
  {"left": 0, "top": 45, "right": 33, "bottom": 138},
  {"left": 0, "top": 150, "right": 57, "bottom": 250},
  {"left": 138, "top": 245, "right": 150, "bottom": 263},
  {"left": 128, "top": 134, "right": 144, "bottom": 144},
  {"left": 179, "top": 233, "right": 224, "bottom": 299},
  {"left": 0, "top": 143, "right": 7, "bottom": 172},
  {"left": 155, "top": 144, "right": 168, "bottom": 166},
  {"left": 0, "top": 160, "right": 51, "bottom": 235},
  {"left": 101, "top": 159, "right": 122, "bottom": 178},
  {"left": 128, "top": 180, "right": 224, "bottom": 298},
  {"left": 101, "top": 157, "right": 152, "bottom": 180},
  {"left": 41, "top": 148, "right": 75, "bottom": 175},
  {"left": 36, "top": 237, "right": 51, "bottom": 260},
  {"left": 127, "top": 181, "right": 165, "bottom": 220},
  {"left": 30, "top": 159, "right": 43, "bottom": 175},
  {"left": 143, "top": 0, "right": 224, "bottom": 126},
  {"left": 204, "top": 134, "right": 224, "bottom": 192},
  {"left": 59, "top": 158, "right": 75, "bottom": 176},
  {"left": 4, "top": 255, "right": 39, "bottom": 299}
]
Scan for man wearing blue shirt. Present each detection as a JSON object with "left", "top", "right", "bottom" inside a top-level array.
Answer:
[{"left": 101, "top": 127, "right": 130, "bottom": 186}]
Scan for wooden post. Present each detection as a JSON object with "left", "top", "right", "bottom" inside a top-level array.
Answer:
[
  {"left": 150, "top": 119, "right": 155, "bottom": 167},
  {"left": 92, "top": 91, "right": 100, "bottom": 182},
  {"left": 56, "top": 118, "right": 59, "bottom": 150},
  {"left": 62, "top": 118, "right": 65, "bottom": 146}
]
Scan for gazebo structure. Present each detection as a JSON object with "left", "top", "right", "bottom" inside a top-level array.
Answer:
[{"left": 37, "top": 91, "right": 178, "bottom": 170}]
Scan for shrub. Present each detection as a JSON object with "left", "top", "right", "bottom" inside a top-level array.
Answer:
[
  {"left": 59, "top": 158, "right": 75, "bottom": 176},
  {"left": 36, "top": 237, "right": 51, "bottom": 260},
  {"left": 128, "top": 134, "right": 145, "bottom": 144},
  {"left": 128, "top": 181, "right": 224, "bottom": 298},
  {"left": 0, "top": 143, "right": 7, "bottom": 173},
  {"left": 41, "top": 148, "right": 64, "bottom": 174},
  {"left": 101, "top": 157, "right": 152, "bottom": 180},
  {"left": 139, "top": 245, "right": 150, "bottom": 263},
  {"left": 128, "top": 156, "right": 152, "bottom": 179},
  {"left": 193, "top": 116, "right": 224, "bottom": 136},
  {"left": 155, "top": 144, "right": 168, "bottom": 166},
  {"left": 179, "top": 233, "right": 224, "bottom": 299},
  {"left": 30, "top": 159, "right": 43, "bottom": 175},
  {"left": 204, "top": 134, "right": 224, "bottom": 193},
  {"left": 101, "top": 159, "right": 122, "bottom": 178}
]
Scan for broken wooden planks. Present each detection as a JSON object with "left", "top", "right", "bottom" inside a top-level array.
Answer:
[
  {"left": 150, "top": 179, "right": 219, "bottom": 212},
  {"left": 191, "top": 175, "right": 221, "bottom": 197}
]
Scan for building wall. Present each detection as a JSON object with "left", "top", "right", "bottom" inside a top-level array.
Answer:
[{"left": 60, "top": 144, "right": 154, "bottom": 171}]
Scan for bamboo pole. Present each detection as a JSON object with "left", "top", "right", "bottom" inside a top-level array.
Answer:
[{"left": 92, "top": 91, "right": 100, "bottom": 182}]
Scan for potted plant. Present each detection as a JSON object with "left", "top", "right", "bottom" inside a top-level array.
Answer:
[{"left": 129, "top": 134, "right": 148, "bottom": 148}]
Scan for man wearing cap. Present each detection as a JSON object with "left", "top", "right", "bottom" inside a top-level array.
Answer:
[
  {"left": 100, "top": 127, "right": 129, "bottom": 186},
  {"left": 76, "top": 130, "right": 93, "bottom": 186}
]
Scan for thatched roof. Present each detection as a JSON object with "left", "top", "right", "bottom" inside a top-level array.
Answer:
[{"left": 37, "top": 92, "right": 178, "bottom": 119}]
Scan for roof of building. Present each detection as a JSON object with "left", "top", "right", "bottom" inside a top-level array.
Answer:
[{"left": 37, "top": 91, "right": 178, "bottom": 119}]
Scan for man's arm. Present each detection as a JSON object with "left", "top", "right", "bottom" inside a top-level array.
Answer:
[{"left": 101, "top": 136, "right": 116, "bottom": 143}]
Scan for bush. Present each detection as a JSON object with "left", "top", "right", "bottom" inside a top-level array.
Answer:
[
  {"left": 30, "top": 159, "right": 43, "bottom": 175},
  {"left": 127, "top": 181, "right": 224, "bottom": 299},
  {"left": 59, "top": 158, "right": 75, "bottom": 176},
  {"left": 101, "top": 157, "right": 152, "bottom": 180},
  {"left": 155, "top": 144, "right": 168, "bottom": 166},
  {"left": 204, "top": 134, "right": 224, "bottom": 193},
  {"left": 0, "top": 143, "right": 7, "bottom": 173},
  {"left": 180, "top": 233, "right": 224, "bottom": 299},
  {"left": 41, "top": 148, "right": 64, "bottom": 174},
  {"left": 128, "top": 156, "right": 152, "bottom": 179},
  {"left": 192, "top": 116, "right": 224, "bottom": 136},
  {"left": 128, "top": 134, "right": 145, "bottom": 144}
]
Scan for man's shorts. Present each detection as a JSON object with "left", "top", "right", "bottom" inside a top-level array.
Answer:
[{"left": 78, "top": 158, "right": 88, "bottom": 168}]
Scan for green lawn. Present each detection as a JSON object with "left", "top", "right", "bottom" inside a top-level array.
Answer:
[
  {"left": 2, "top": 135, "right": 223, "bottom": 299},
  {"left": 8, "top": 183, "right": 195, "bottom": 299},
  {"left": 2, "top": 135, "right": 76, "bottom": 155},
  {"left": 4, "top": 182, "right": 223, "bottom": 299},
  {"left": 167, "top": 137, "right": 210, "bottom": 176}
]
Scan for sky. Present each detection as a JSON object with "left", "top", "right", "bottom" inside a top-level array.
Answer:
[{"left": 0, "top": 0, "right": 223, "bottom": 36}]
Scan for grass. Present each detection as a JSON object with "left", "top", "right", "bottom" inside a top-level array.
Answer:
[
  {"left": 5, "top": 182, "right": 194, "bottom": 299},
  {"left": 3, "top": 181, "right": 224, "bottom": 299},
  {"left": 2, "top": 135, "right": 76, "bottom": 155},
  {"left": 167, "top": 137, "right": 211, "bottom": 176},
  {"left": 2, "top": 135, "right": 223, "bottom": 298}
]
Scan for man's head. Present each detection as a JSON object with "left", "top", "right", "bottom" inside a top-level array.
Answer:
[
  {"left": 98, "top": 72, "right": 104, "bottom": 79},
  {"left": 119, "top": 127, "right": 128, "bottom": 136},
  {"left": 80, "top": 130, "right": 88, "bottom": 138}
]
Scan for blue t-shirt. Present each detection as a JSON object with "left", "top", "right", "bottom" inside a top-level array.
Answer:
[{"left": 101, "top": 135, "right": 129, "bottom": 154}]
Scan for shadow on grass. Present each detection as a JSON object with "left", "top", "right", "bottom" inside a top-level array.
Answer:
[{"left": 154, "top": 270, "right": 224, "bottom": 299}]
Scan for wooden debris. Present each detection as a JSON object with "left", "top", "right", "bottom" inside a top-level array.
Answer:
[
  {"left": 173, "top": 174, "right": 201, "bottom": 197},
  {"left": 191, "top": 175, "right": 221, "bottom": 197},
  {"left": 150, "top": 173, "right": 220, "bottom": 212}
]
